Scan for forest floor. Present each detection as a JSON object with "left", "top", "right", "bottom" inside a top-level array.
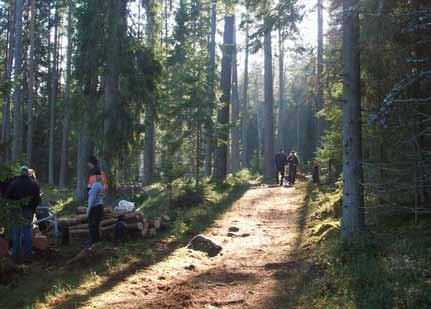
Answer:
[
  {"left": 80, "top": 183, "right": 309, "bottom": 309},
  {"left": 4, "top": 176, "right": 429, "bottom": 308}
]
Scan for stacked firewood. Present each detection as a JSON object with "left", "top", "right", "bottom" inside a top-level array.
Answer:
[{"left": 66, "top": 207, "right": 170, "bottom": 241}]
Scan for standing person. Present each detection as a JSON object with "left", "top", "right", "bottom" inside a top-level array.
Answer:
[
  {"left": 86, "top": 167, "right": 104, "bottom": 248},
  {"left": 274, "top": 149, "right": 288, "bottom": 186},
  {"left": 87, "top": 156, "right": 108, "bottom": 192},
  {"left": 5, "top": 166, "right": 41, "bottom": 261},
  {"left": 287, "top": 151, "right": 300, "bottom": 185},
  {"left": 312, "top": 161, "right": 321, "bottom": 184}
]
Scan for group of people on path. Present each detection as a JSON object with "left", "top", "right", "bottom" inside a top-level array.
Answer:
[
  {"left": 1, "top": 156, "right": 108, "bottom": 263},
  {"left": 275, "top": 149, "right": 299, "bottom": 187}
]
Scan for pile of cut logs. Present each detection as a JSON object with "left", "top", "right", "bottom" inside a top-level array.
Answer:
[{"left": 67, "top": 206, "right": 170, "bottom": 241}]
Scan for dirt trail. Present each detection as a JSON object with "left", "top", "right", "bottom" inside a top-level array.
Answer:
[{"left": 84, "top": 185, "right": 306, "bottom": 309}]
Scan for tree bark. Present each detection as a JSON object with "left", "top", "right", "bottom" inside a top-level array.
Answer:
[
  {"left": 316, "top": 0, "right": 325, "bottom": 137},
  {"left": 142, "top": 0, "right": 156, "bottom": 185},
  {"left": 11, "top": 0, "right": 24, "bottom": 161},
  {"left": 263, "top": 15, "right": 275, "bottom": 181},
  {"left": 59, "top": 0, "right": 73, "bottom": 188},
  {"left": 204, "top": 0, "right": 217, "bottom": 177},
  {"left": 277, "top": 28, "right": 287, "bottom": 152},
  {"left": 231, "top": 15, "right": 240, "bottom": 174},
  {"left": 103, "top": 0, "right": 127, "bottom": 191},
  {"left": 48, "top": 2, "right": 59, "bottom": 185},
  {"left": 341, "top": 0, "right": 364, "bottom": 239},
  {"left": 213, "top": 15, "right": 234, "bottom": 182},
  {"left": 2, "top": 0, "right": 15, "bottom": 147},
  {"left": 241, "top": 9, "right": 249, "bottom": 169},
  {"left": 26, "top": 0, "right": 36, "bottom": 165},
  {"left": 76, "top": 134, "right": 93, "bottom": 203}
]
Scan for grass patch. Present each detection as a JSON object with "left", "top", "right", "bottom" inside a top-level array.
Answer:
[
  {"left": 0, "top": 171, "right": 255, "bottom": 308},
  {"left": 275, "top": 182, "right": 431, "bottom": 308}
]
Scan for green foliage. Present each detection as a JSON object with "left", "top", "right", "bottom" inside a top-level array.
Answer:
[{"left": 0, "top": 198, "right": 27, "bottom": 235}]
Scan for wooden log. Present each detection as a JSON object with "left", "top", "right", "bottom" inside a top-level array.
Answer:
[
  {"left": 69, "top": 222, "right": 88, "bottom": 231},
  {"left": 142, "top": 220, "right": 150, "bottom": 237},
  {"left": 68, "top": 214, "right": 88, "bottom": 225},
  {"left": 100, "top": 224, "right": 116, "bottom": 232},
  {"left": 101, "top": 218, "right": 117, "bottom": 227},
  {"left": 68, "top": 209, "right": 115, "bottom": 226},
  {"left": 76, "top": 207, "right": 87, "bottom": 214},
  {"left": 32, "top": 235, "right": 49, "bottom": 251},
  {"left": 154, "top": 218, "right": 161, "bottom": 230},
  {"left": 149, "top": 228, "right": 157, "bottom": 237},
  {"left": 127, "top": 222, "right": 144, "bottom": 230},
  {"left": 0, "top": 238, "right": 8, "bottom": 257},
  {"left": 118, "top": 212, "right": 144, "bottom": 221},
  {"left": 69, "top": 229, "right": 89, "bottom": 239}
]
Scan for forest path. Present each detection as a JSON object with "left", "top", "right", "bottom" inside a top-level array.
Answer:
[{"left": 83, "top": 184, "right": 307, "bottom": 309}]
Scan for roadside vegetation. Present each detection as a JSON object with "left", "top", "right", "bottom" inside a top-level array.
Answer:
[{"left": 275, "top": 182, "right": 431, "bottom": 308}]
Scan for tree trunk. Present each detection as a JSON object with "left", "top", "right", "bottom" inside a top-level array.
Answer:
[
  {"left": 11, "top": 0, "right": 24, "bottom": 161},
  {"left": 59, "top": 0, "right": 73, "bottom": 188},
  {"left": 2, "top": 0, "right": 15, "bottom": 147},
  {"left": 316, "top": 0, "right": 325, "bottom": 137},
  {"left": 341, "top": 0, "right": 364, "bottom": 239},
  {"left": 241, "top": 10, "right": 249, "bottom": 169},
  {"left": 142, "top": 0, "right": 156, "bottom": 185},
  {"left": 103, "top": 0, "right": 127, "bottom": 192},
  {"left": 48, "top": 2, "right": 59, "bottom": 185},
  {"left": 277, "top": 28, "right": 286, "bottom": 152},
  {"left": 76, "top": 134, "right": 93, "bottom": 203},
  {"left": 213, "top": 15, "right": 234, "bottom": 182},
  {"left": 263, "top": 15, "right": 275, "bottom": 181},
  {"left": 26, "top": 0, "right": 36, "bottom": 165},
  {"left": 204, "top": 0, "right": 217, "bottom": 177},
  {"left": 231, "top": 15, "right": 240, "bottom": 174}
]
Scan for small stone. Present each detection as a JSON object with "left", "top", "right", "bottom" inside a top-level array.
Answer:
[
  {"left": 185, "top": 264, "right": 196, "bottom": 271},
  {"left": 187, "top": 235, "right": 222, "bottom": 257},
  {"left": 228, "top": 227, "right": 240, "bottom": 232}
]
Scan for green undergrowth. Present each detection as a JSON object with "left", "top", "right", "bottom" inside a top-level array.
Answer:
[
  {"left": 278, "top": 182, "right": 431, "bottom": 308},
  {"left": 0, "top": 170, "right": 256, "bottom": 309}
]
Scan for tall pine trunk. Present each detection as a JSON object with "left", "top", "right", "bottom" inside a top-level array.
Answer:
[
  {"left": 11, "top": 0, "right": 24, "bottom": 161},
  {"left": 204, "top": 0, "right": 217, "bottom": 177},
  {"left": 104, "top": 0, "right": 127, "bottom": 192},
  {"left": 2, "top": 0, "right": 15, "bottom": 147},
  {"left": 263, "top": 15, "right": 275, "bottom": 181},
  {"left": 241, "top": 9, "right": 249, "bottom": 169},
  {"left": 231, "top": 16, "right": 240, "bottom": 174},
  {"left": 59, "top": 0, "right": 73, "bottom": 187},
  {"left": 142, "top": 0, "right": 156, "bottom": 185},
  {"left": 27, "top": 0, "right": 36, "bottom": 165},
  {"left": 316, "top": 0, "right": 324, "bottom": 137},
  {"left": 277, "top": 28, "right": 286, "bottom": 152},
  {"left": 341, "top": 0, "right": 364, "bottom": 238},
  {"left": 48, "top": 2, "right": 59, "bottom": 185},
  {"left": 213, "top": 15, "right": 234, "bottom": 181}
]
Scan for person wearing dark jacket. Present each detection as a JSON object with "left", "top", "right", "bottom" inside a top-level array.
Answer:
[
  {"left": 274, "top": 149, "right": 288, "bottom": 186},
  {"left": 5, "top": 166, "right": 41, "bottom": 259},
  {"left": 287, "top": 151, "right": 300, "bottom": 185}
]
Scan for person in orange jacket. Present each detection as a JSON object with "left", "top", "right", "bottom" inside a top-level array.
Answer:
[{"left": 87, "top": 156, "right": 108, "bottom": 192}]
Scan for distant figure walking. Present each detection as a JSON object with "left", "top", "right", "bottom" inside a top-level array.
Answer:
[
  {"left": 287, "top": 151, "right": 299, "bottom": 185},
  {"left": 312, "top": 161, "right": 320, "bottom": 184},
  {"left": 274, "top": 149, "right": 288, "bottom": 186}
]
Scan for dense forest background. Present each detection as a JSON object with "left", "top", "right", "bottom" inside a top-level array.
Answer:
[{"left": 0, "top": 0, "right": 430, "bottom": 235}]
